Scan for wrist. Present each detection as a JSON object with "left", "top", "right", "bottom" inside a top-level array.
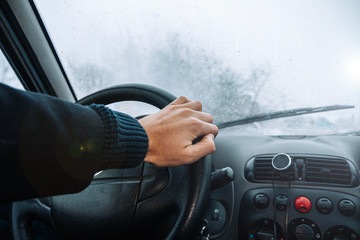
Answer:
[{"left": 88, "top": 104, "right": 149, "bottom": 170}]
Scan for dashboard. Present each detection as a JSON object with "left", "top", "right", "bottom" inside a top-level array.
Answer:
[{"left": 204, "top": 134, "right": 360, "bottom": 240}]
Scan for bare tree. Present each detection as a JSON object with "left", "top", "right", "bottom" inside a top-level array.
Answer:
[{"left": 149, "top": 35, "right": 271, "bottom": 123}]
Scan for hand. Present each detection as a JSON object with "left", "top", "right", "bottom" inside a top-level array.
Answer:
[{"left": 138, "top": 96, "right": 218, "bottom": 167}]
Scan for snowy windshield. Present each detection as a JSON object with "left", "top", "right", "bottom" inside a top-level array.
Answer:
[{"left": 34, "top": 0, "right": 360, "bottom": 135}]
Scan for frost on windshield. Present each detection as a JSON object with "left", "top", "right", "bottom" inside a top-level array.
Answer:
[
  {"left": 65, "top": 35, "right": 358, "bottom": 135},
  {"left": 66, "top": 34, "right": 271, "bottom": 124},
  {"left": 34, "top": 0, "right": 360, "bottom": 135},
  {"left": 148, "top": 35, "right": 270, "bottom": 123}
]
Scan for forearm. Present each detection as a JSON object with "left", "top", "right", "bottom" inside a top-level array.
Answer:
[
  {"left": 0, "top": 83, "right": 217, "bottom": 202},
  {"left": 0, "top": 83, "right": 147, "bottom": 201}
]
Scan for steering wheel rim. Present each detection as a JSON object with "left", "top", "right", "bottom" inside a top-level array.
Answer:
[
  {"left": 11, "top": 84, "right": 211, "bottom": 240},
  {"left": 77, "top": 83, "right": 177, "bottom": 108}
]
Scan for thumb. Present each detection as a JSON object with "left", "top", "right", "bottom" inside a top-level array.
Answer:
[{"left": 185, "top": 133, "right": 216, "bottom": 163}]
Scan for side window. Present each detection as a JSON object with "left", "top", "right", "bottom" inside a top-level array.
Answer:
[{"left": 0, "top": 50, "right": 24, "bottom": 90}]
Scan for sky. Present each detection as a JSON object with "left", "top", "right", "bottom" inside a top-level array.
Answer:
[{"left": 34, "top": 0, "right": 360, "bottom": 118}]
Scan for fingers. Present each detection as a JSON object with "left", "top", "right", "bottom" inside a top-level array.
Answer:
[
  {"left": 142, "top": 95, "right": 218, "bottom": 167},
  {"left": 166, "top": 96, "right": 218, "bottom": 164},
  {"left": 185, "top": 133, "right": 216, "bottom": 162},
  {"left": 196, "top": 121, "right": 219, "bottom": 137},
  {"left": 172, "top": 96, "right": 217, "bottom": 136},
  {"left": 192, "top": 111, "right": 213, "bottom": 123}
]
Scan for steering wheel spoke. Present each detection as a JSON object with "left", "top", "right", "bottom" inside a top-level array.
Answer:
[{"left": 135, "top": 157, "right": 212, "bottom": 240}]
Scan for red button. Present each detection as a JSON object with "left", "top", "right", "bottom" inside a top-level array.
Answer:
[{"left": 295, "top": 196, "right": 311, "bottom": 213}]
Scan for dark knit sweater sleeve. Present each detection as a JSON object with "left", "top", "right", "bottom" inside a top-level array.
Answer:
[{"left": 88, "top": 104, "right": 148, "bottom": 169}]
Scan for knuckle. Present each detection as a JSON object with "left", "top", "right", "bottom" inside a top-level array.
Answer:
[
  {"left": 180, "top": 108, "right": 193, "bottom": 116},
  {"left": 168, "top": 105, "right": 177, "bottom": 111},
  {"left": 213, "top": 124, "right": 219, "bottom": 134},
  {"left": 193, "top": 100, "right": 202, "bottom": 109},
  {"left": 209, "top": 141, "right": 216, "bottom": 152},
  {"left": 178, "top": 96, "right": 190, "bottom": 102},
  {"left": 207, "top": 113, "right": 214, "bottom": 123},
  {"left": 189, "top": 118, "right": 200, "bottom": 127}
]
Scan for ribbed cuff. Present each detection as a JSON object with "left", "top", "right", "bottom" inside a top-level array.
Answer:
[{"left": 88, "top": 104, "right": 148, "bottom": 169}]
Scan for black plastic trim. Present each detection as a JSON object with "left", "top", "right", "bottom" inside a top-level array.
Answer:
[
  {"left": 28, "top": 0, "right": 77, "bottom": 100},
  {"left": 0, "top": 1, "right": 56, "bottom": 96}
]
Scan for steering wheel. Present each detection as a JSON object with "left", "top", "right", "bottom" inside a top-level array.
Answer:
[{"left": 10, "top": 84, "right": 212, "bottom": 240}]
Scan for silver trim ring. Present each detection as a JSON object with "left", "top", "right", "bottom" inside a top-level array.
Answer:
[{"left": 271, "top": 153, "right": 292, "bottom": 171}]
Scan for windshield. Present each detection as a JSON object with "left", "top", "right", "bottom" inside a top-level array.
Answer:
[{"left": 34, "top": 0, "right": 360, "bottom": 135}]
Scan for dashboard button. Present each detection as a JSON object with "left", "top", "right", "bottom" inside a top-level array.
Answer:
[
  {"left": 274, "top": 195, "right": 288, "bottom": 211},
  {"left": 295, "top": 224, "right": 314, "bottom": 240},
  {"left": 295, "top": 196, "right": 312, "bottom": 213},
  {"left": 256, "top": 227, "right": 274, "bottom": 240},
  {"left": 211, "top": 208, "right": 220, "bottom": 221},
  {"left": 289, "top": 218, "right": 321, "bottom": 240},
  {"left": 249, "top": 219, "right": 285, "bottom": 240},
  {"left": 324, "top": 226, "right": 359, "bottom": 240},
  {"left": 254, "top": 193, "right": 269, "bottom": 209},
  {"left": 338, "top": 199, "right": 356, "bottom": 217},
  {"left": 204, "top": 200, "right": 226, "bottom": 235},
  {"left": 316, "top": 198, "right": 333, "bottom": 214}
]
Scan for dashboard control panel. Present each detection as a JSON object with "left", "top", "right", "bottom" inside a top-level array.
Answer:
[{"left": 238, "top": 188, "right": 360, "bottom": 240}]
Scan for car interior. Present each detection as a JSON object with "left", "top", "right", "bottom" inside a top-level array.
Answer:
[{"left": 1, "top": 0, "right": 360, "bottom": 240}]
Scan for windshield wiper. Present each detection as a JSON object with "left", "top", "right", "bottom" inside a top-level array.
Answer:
[
  {"left": 217, "top": 105, "right": 355, "bottom": 129},
  {"left": 327, "top": 130, "right": 360, "bottom": 136}
]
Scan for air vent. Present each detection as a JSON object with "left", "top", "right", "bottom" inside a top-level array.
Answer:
[
  {"left": 254, "top": 156, "right": 295, "bottom": 181},
  {"left": 305, "top": 157, "right": 351, "bottom": 185},
  {"left": 245, "top": 154, "right": 357, "bottom": 187}
]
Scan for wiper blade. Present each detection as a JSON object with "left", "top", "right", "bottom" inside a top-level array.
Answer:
[
  {"left": 328, "top": 130, "right": 360, "bottom": 136},
  {"left": 217, "top": 105, "right": 355, "bottom": 129}
]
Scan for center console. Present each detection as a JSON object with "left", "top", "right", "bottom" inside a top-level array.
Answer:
[
  {"left": 238, "top": 154, "right": 360, "bottom": 240},
  {"left": 238, "top": 188, "right": 360, "bottom": 240}
]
